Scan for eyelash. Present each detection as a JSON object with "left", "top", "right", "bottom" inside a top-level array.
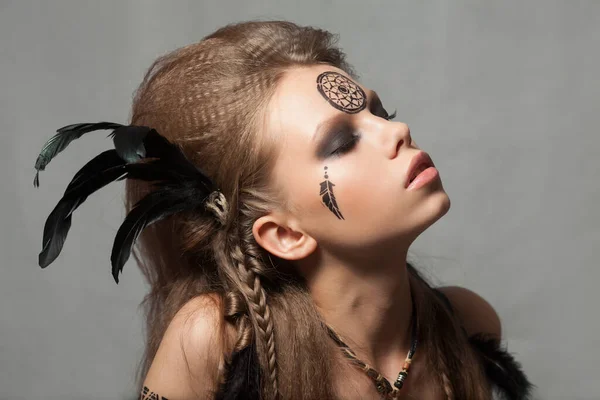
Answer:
[
  {"left": 385, "top": 109, "right": 397, "bottom": 121},
  {"left": 329, "top": 109, "right": 397, "bottom": 158}
]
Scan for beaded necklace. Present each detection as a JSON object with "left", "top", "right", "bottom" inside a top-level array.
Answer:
[{"left": 324, "top": 289, "right": 418, "bottom": 399}]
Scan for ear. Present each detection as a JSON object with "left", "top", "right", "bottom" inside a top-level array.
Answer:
[{"left": 252, "top": 213, "right": 317, "bottom": 261}]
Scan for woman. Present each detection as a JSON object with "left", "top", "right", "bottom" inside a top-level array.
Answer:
[{"left": 34, "top": 20, "right": 533, "bottom": 399}]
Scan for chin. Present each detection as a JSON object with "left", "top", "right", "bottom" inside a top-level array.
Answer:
[
  {"left": 428, "top": 190, "right": 451, "bottom": 222},
  {"left": 411, "top": 191, "right": 451, "bottom": 239},
  {"left": 437, "top": 191, "right": 452, "bottom": 216}
]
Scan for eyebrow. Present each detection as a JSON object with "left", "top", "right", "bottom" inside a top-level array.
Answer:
[{"left": 311, "top": 89, "right": 381, "bottom": 144}]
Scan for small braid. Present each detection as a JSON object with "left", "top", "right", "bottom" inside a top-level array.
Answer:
[
  {"left": 222, "top": 290, "right": 253, "bottom": 353},
  {"left": 229, "top": 239, "right": 279, "bottom": 399},
  {"left": 206, "top": 189, "right": 279, "bottom": 399},
  {"left": 205, "top": 190, "right": 279, "bottom": 399}
]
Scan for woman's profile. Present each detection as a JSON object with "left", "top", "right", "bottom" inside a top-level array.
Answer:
[{"left": 33, "top": 20, "right": 533, "bottom": 400}]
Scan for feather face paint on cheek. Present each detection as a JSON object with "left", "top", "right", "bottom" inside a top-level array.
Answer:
[
  {"left": 316, "top": 71, "right": 366, "bottom": 114},
  {"left": 315, "top": 72, "right": 364, "bottom": 219},
  {"left": 319, "top": 165, "right": 345, "bottom": 220}
]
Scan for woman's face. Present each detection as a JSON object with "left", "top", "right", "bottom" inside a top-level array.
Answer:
[{"left": 255, "top": 65, "right": 451, "bottom": 262}]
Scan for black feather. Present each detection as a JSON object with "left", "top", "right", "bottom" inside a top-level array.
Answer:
[
  {"left": 109, "top": 125, "right": 152, "bottom": 163},
  {"left": 66, "top": 150, "right": 124, "bottom": 193},
  {"left": 39, "top": 151, "right": 127, "bottom": 268},
  {"left": 468, "top": 333, "right": 534, "bottom": 400},
  {"left": 139, "top": 129, "right": 217, "bottom": 191},
  {"left": 33, "top": 122, "right": 124, "bottom": 187},
  {"left": 38, "top": 202, "right": 73, "bottom": 269},
  {"left": 107, "top": 127, "right": 218, "bottom": 283},
  {"left": 110, "top": 127, "right": 216, "bottom": 191},
  {"left": 35, "top": 121, "right": 220, "bottom": 284},
  {"left": 110, "top": 186, "right": 209, "bottom": 283}
]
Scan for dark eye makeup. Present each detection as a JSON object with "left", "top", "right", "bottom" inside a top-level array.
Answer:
[{"left": 328, "top": 105, "right": 397, "bottom": 159}]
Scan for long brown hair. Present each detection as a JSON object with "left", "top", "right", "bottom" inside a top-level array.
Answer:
[{"left": 126, "top": 20, "right": 491, "bottom": 399}]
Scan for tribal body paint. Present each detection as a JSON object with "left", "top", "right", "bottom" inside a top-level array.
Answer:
[
  {"left": 319, "top": 165, "right": 344, "bottom": 220},
  {"left": 316, "top": 71, "right": 367, "bottom": 220},
  {"left": 316, "top": 71, "right": 367, "bottom": 114}
]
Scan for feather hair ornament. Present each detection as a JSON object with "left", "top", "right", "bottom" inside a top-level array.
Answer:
[{"left": 33, "top": 122, "right": 223, "bottom": 283}]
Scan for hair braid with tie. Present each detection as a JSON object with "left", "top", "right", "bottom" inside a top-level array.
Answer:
[{"left": 212, "top": 220, "right": 280, "bottom": 399}]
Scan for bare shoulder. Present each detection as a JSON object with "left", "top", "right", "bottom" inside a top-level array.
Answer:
[
  {"left": 140, "top": 293, "right": 232, "bottom": 400},
  {"left": 437, "top": 285, "right": 502, "bottom": 339}
]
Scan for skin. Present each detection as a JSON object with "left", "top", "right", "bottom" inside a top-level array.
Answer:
[{"left": 251, "top": 64, "right": 501, "bottom": 391}]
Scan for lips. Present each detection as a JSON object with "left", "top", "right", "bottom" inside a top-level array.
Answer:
[{"left": 405, "top": 151, "right": 434, "bottom": 188}]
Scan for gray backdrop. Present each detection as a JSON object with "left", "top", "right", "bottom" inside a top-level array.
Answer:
[{"left": 1, "top": 1, "right": 598, "bottom": 399}]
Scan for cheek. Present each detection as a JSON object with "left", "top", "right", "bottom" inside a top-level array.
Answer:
[
  {"left": 334, "top": 166, "right": 405, "bottom": 219},
  {"left": 284, "top": 166, "right": 325, "bottom": 214},
  {"left": 287, "top": 164, "right": 351, "bottom": 221},
  {"left": 288, "top": 160, "right": 402, "bottom": 223},
  {"left": 291, "top": 163, "right": 409, "bottom": 245}
]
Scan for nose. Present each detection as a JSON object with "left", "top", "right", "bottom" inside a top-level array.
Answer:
[{"left": 390, "top": 122, "right": 412, "bottom": 158}]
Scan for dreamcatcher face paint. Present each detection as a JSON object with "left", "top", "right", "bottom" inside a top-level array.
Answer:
[
  {"left": 266, "top": 65, "right": 449, "bottom": 251},
  {"left": 316, "top": 71, "right": 367, "bottom": 115}
]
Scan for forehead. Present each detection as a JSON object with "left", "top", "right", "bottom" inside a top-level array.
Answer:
[{"left": 266, "top": 65, "right": 367, "bottom": 150}]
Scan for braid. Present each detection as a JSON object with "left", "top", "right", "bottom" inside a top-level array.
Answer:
[
  {"left": 222, "top": 290, "right": 253, "bottom": 353},
  {"left": 228, "top": 238, "right": 279, "bottom": 399},
  {"left": 204, "top": 178, "right": 279, "bottom": 398}
]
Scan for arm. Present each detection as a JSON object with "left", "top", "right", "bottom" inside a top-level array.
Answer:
[
  {"left": 437, "top": 286, "right": 502, "bottom": 339},
  {"left": 140, "top": 294, "right": 227, "bottom": 400}
]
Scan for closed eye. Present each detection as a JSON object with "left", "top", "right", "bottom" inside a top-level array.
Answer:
[
  {"left": 321, "top": 91, "right": 397, "bottom": 159},
  {"left": 330, "top": 133, "right": 361, "bottom": 158},
  {"left": 328, "top": 108, "right": 397, "bottom": 158}
]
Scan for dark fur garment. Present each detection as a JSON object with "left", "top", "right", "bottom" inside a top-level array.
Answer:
[
  {"left": 469, "top": 333, "right": 534, "bottom": 400},
  {"left": 434, "top": 289, "right": 534, "bottom": 399},
  {"left": 214, "top": 341, "right": 261, "bottom": 400}
]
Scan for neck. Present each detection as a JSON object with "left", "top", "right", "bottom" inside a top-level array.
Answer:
[{"left": 302, "top": 242, "right": 415, "bottom": 376}]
